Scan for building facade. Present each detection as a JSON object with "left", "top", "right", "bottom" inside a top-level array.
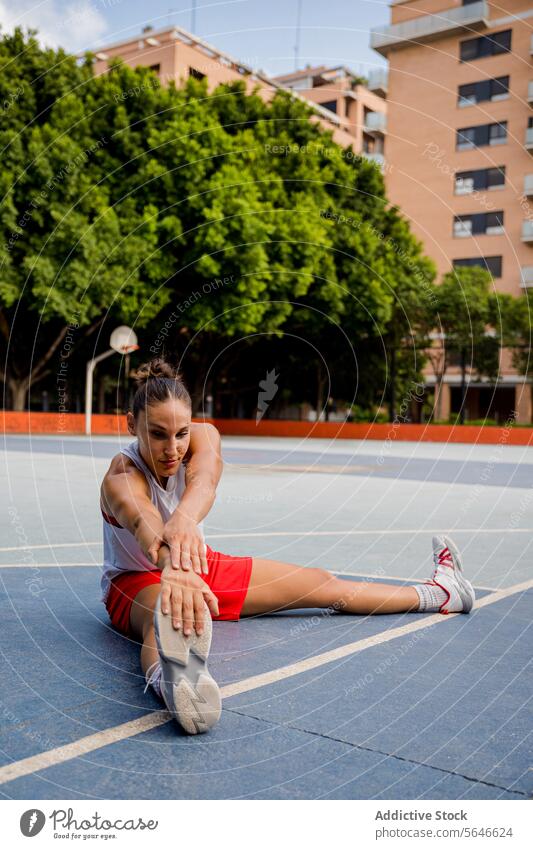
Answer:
[
  {"left": 371, "top": 0, "right": 533, "bottom": 423},
  {"left": 273, "top": 65, "right": 388, "bottom": 164},
  {"left": 88, "top": 25, "right": 356, "bottom": 149}
]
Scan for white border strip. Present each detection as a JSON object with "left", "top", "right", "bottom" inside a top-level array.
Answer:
[{"left": 0, "top": 578, "right": 531, "bottom": 786}]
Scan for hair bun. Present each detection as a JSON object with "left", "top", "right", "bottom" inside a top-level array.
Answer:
[{"left": 133, "top": 358, "right": 182, "bottom": 388}]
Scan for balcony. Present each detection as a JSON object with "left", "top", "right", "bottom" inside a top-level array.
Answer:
[
  {"left": 520, "top": 266, "right": 533, "bottom": 288},
  {"left": 363, "top": 151, "right": 386, "bottom": 168},
  {"left": 364, "top": 111, "right": 387, "bottom": 134},
  {"left": 526, "top": 127, "right": 533, "bottom": 150},
  {"left": 367, "top": 67, "right": 388, "bottom": 96},
  {"left": 370, "top": 1, "right": 489, "bottom": 56},
  {"left": 522, "top": 221, "right": 533, "bottom": 243},
  {"left": 524, "top": 175, "right": 533, "bottom": 196}
]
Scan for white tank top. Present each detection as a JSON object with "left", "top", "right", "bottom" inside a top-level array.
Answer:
[{"left": 100, "top": 441, "right": 205, "bottom": 603}]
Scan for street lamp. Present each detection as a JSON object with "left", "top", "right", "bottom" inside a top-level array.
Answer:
[{"left": 85, "top": 326, "right": 139, "bottom": 435}]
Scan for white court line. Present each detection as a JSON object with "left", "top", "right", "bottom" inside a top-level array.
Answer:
[
  {"left": 1, "top": 526, "right": 533, "bottom": 553},
  {"left": 0, "top": 562, "right": 97, "bottom": 568},
  {"left": 0, "top": 577, "right": 531, "bottom": 787},
  {"left": 331, "top": 570, "right": 499, "bottom": 592},
  {"left": 0, "top": 542, "right": 101, "bottom": 553}
]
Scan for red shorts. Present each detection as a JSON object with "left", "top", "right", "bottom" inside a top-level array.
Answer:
[{"left": 105, "top": 544, "right": 253, "bottom": 637}]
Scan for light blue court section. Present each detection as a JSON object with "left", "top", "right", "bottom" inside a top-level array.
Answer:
[
  {"left": 2, "top": 433, "right": 533, "bottom": 589},
  {"left": 1, "top": 436, "right": 532, "bottom": 800}
]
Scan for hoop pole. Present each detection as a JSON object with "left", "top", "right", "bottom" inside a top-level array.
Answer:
[{"left": 85, "top": 348, "right": 116, "bottom": 435}]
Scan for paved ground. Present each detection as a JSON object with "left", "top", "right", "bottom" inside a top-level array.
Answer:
[{"left": 0, "top": 434, "right": 531, "bottom": 799}]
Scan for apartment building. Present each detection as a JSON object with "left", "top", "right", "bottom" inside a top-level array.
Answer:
[
  {"left": 88, "top": 25, "right": 355, "bottom": 149},
  {"left": 273, "top": 65, "right": 388, "bottom": 164},
  {"left": 371, "top": 0, "right": 533, "bottom": 423}
]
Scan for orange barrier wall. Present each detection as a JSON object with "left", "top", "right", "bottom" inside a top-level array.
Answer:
[
  {"left": 2, "top": 412, "right": 130, "bottom": 435},
  {"left": 2, "top": 411, "right": 533, "bottom": 445}
]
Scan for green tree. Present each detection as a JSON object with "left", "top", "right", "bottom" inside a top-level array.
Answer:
[
  {"left": 0, "top": 32, "right": 172, "bottom": 407},
  {"left": 430, "top": 265, "right": 494, "bottom": 423},
  {"left": 1, "top": 29, "right": 445, "bottom": 419},
  {"left": 490, "top": 290, "right": 533, "bottom": 381}
]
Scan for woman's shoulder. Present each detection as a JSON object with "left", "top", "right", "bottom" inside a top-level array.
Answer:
[
  {"left": 100, "top": 451, "right": 150, "bottom": 513},
  {"left": 102, "top": 450, "right": 149, "bottom": 490},
  {"left": 107, "top": 452, "right": 138, "bottom": 475}
]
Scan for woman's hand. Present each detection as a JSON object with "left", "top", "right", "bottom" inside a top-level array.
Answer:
[
  {"left": 162, "top": 511, "right": 208, "bottom": 574},
  {"left": 160, "top": 557, "right": 219, "bottom": 637}
]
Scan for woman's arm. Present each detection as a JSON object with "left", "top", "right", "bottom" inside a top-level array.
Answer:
[
  {"left": 162, "top": 422, "right": 223, "bottom": 573},
  {"left": 157, "top": 543, "right": 219, "bottom": 633},
  {"left": 101, "top": 454, "right": 165, "bottom": 565}
]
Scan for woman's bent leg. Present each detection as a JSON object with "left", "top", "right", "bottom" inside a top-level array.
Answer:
[
  {"left": 129, "top": 584, "right": 161, "bottom": 678},
  {"left": 240, "top": 558, "right": 420, "bottom": 617}
]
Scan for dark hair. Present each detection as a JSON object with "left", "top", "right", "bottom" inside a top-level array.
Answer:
[{"left": 131, "top": 358, "right": 191, "bottom": 419}]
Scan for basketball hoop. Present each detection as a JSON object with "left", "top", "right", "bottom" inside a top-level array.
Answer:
[
  {"left": 85, "top": 326, "right": 140, "bottom": 435},
  {"left": 110, "top": 326, "right": 139, "bottom": 354}
]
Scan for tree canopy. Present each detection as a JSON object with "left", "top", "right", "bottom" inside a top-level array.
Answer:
[{"left": 1, "top": 27, "right": 527, "bottom": 419}]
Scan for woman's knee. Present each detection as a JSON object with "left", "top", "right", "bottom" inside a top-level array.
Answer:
[{"left": 307, "top": 568, "right": 342, "bottom": 601}]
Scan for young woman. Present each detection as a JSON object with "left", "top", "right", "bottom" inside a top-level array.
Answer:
[{"left": 101, "top": 359, "right": 475, "bottom": 735}]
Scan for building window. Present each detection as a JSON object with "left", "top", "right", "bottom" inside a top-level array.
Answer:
[
  {"left": 453, "top": 256, "right": 502, "bottom": 277},
  {"left": 489, "top": 122, "right": 507, "bottom": 145},
  {"left": 460, "top": 30, "right": 511, "bottom": 62},
  {"left": 456, "top": 121, "right": 507, "bottom": 150},
  {"left": 453, "top": 218, "right": 473, "bottom": 238},
  {"left": 458, "top": 76, "right": 509, "bottom": 107},
  {"left": 320, "top": 100, "right": 337, "bottom": 113},
  {"left": 457, "top": 126, "right": 476, "bottom": 150},
  {"left": 455, "top": 174, "right": 475, "bottom": 194},
  {"left": 149, "top": 63, "right": 160, "bottom": 75},
  {"left": 455, "top": 167, "right": 505, "bottom": 194},
  {"left": 453, "top": 211, "right": 504, "bottom": 237},
  {"left": 189, "top": 67, "right": 206, "bottom": 81},
  {"left": 486, "top": 166, "right": 506, "bottom": 189}
]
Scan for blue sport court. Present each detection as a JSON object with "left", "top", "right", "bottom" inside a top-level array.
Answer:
[{"left": 1, "top": 434, "right": 532, "bottom": 799}]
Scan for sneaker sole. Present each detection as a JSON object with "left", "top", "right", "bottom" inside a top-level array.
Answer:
[
  {"left": 154, "top": 594, "right": 221, "bottom": 734},
  {"left": 441, "top": 535, "right": 475, "bottom": 613}
]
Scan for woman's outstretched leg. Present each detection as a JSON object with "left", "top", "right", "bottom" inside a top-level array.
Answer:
[
  {"left": 241, "top": 536, "right": 475, "bottom": 618},
  {"left": 241, "top": 559, "right": 419, "bottom": 616}
]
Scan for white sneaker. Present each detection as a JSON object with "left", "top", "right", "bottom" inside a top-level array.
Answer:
[
  {"left": 153, "top": 595, "right": 221, "bottom": 734},
  {"left": 426, "top": 535, "right": 476, "bottom": 614}
]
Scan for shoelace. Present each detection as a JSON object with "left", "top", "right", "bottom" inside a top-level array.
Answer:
[
  {"left": 143, "top": 660, "right": 162, "bottom": 695},
  {"left": 435, "top": 546, "right": 453, "bottom": 569}
]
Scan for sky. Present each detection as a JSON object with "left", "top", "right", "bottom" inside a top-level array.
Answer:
[{"left": 0, "top": 0, "right": 389, "bottom": 78}]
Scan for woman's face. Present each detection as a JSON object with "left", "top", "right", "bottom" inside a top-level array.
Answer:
[{"left": 127, "top": 398, "right": 192, "bottom": 480}]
